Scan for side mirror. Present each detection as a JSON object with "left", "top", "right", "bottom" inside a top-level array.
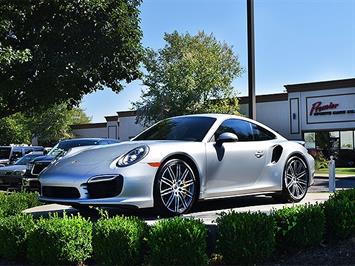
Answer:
[{"left": 216, "top": 132, "right": 239, "bottom": 145}]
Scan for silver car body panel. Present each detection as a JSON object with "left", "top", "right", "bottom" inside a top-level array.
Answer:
[{"left": 39, "top": 114, "right": 315, "bottom": 208}]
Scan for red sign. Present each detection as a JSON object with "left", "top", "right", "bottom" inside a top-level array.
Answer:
[{"left": 310, "top": 101, "right": 339, "bottom": 115}]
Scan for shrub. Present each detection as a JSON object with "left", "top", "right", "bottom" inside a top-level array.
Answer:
[
  {"left": 148, "top": 217, "right": 208, "bottom": 265},
  {"left": 0, "top": 214, "right": 35, "bottom": 261},
  {"left": 330, "top": 188, "right": 355, "bottom": 202},
  {"left": 323, "top": 190, "right": 355, "bottom": 240},
  {"left": 27, "top": 213, "right": 92, "bottom": 265},
  {"left": 93, "top": 215, "right": 148, "bottom": 265},
  {"left": 312, "top": 150, "right": 328, "bottom": 170},
  {"left": 0, "top": 191, "right": 42, "bottom": 217},
  {"left": 273, "top": 203, "right": 325, "bottom": 251},
  {"left": 216, "top": 211, "right": 276, "bottom": 265}
]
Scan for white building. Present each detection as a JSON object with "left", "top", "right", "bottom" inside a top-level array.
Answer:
[{"left": 71, "top": 78, "right": 355, "bottom": 165}]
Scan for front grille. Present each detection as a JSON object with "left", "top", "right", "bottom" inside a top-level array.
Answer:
[
  {"left": 42, "top": 186, "right": 80, "bottom": 199},
  {"left": 87, "top": 175, "right": 123, "bottom": 199},
  {"left": 32, "top": 162, "right": 50, "bottom": 175}
]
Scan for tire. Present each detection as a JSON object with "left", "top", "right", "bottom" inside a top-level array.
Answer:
[
  {"left": 154, "top": 158, "right": 198, "bottom": 216},
  {"left": 278, "top": 155, "right": 309, "bottom": 203}
]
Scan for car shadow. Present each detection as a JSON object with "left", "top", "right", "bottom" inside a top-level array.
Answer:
[{"left": 74, "top": 194, "right": 280, "bottom": 221}]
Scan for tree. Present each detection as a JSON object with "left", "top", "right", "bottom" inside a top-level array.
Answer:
[
  {"left": 0, "top": 113, "right": 32, "bottom": 145},
  {"left": 0, "top": 104, "right": 91, "bottom": 146},
  {"left": 133, "top": 31, "right": 243, "bottom": 126},
  {"left": 0, "top": 0, "right": 143, "bottom": 119},
  {"left": 27, "top": 103, "right": 92, "bottom": 145}
]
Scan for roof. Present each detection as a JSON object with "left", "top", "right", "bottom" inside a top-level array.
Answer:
[
  {"left": 105, "top": 115, "right": 118, "bottom": 122},
  {"left": 285, "top": 78, "right": 355, "bottom": 93},
  {"left": 238, "top": 93, "right": 288, "bottom": 104},
  {"left": 70, "top": 122, "right": 107, "bottom": 129},
  {"left": 117, "top": 110, "right": 137, "bottom": 117}
]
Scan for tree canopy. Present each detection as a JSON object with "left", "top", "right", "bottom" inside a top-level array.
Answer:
[
  {"left": 133, "top": 31, "right": 243, "bottom": 126},
  {"left": 0, "top": 104, "right": 91, "bottom": 146},
  {"left": 0, "top": 0, "right": 143, "bottom": 119}
]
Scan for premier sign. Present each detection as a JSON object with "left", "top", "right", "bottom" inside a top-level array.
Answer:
[
  {"left": 306, "top": 94, "right": 355, "bottom": 124},
  {"left": 309, "top": 101, "right": 339, "bottom": 115}
]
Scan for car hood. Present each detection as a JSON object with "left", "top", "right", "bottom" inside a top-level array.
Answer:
[
  {"left": 41, "top": 140, "right": 202, "bottom": 177},
  {"left": 0, "top": 164, "right": 26, "bottom": 174}
]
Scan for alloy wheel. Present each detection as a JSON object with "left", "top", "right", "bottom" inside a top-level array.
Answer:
[
  {"left": 159, "top": 160, "right": 196, "bottom": 214},
  {"left": 284, "top": 157, "right": 309, "bottom": 200}
]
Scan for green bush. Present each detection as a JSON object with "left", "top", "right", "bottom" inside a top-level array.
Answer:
[
  {"left": 148, "top": 217, "right": 208, "bottom": 265},
  {"left": 323, "top": 190, "right": 355, "bottom": 240},
  {"left": 93, "top": 215, "right": 148, "bottom": 265},
  {"left": 0, "top": 214, "right": 35, "bottom": 261},
  {"left": 0, "top": 191, "right": 42, "bottom": 217},
  {"left": 27, "top": 213, "right": 92, "bottom": 265},
  {"left": 330, "top": 188, "right": 355, "bottom": 202},
  {"left": 216, "top": 211, "right": 275, "bottom": 265},
  {"left": 273, "top": 203, "right": 325, "bottom": 250},
  {"left": 314, "top": 151, "right": 328, "bottom": 170}
]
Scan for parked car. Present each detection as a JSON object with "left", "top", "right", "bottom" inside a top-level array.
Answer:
[
  {"left": 39, "top": 114, "right": 315, "bottom": 215},
  {"left": 0, "top": 152, "right": 44, "bottom": 190},
  {"left": 0, "top": 146, "right": 44, "bottom": 166},
  {"left": 23, "top": 138, "right": 120, "bottom": 190}
]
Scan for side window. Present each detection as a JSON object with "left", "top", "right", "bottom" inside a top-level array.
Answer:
[
  {"left": 252, "top": 123, "right": 276, "bottom": 141},
  {"left": 214, "top": 119, "right": 253, "bottom": 141}
]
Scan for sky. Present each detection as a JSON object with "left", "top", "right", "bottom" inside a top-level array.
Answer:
[{"left": 81, "top": 0, "right": 355, "bottom": 122}]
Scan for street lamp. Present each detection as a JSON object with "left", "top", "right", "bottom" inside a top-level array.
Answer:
[{"left": 247, "top": 0, "right": 256, "bottom": 119}]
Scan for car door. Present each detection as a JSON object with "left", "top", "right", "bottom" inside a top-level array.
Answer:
[{"left": 204, "top": 119, "right": 272, "bottom": 198}]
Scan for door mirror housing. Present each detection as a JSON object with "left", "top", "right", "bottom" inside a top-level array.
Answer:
[{"left": 216, "top": 132, "right": 239, "bottom": 145}]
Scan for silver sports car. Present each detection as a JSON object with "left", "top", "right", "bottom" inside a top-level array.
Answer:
[{"left": 39, "top": 114, "right": 315, "bottom": 215}]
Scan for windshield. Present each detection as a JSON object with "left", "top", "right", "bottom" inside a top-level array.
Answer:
[
  {"left": 48, "top": 139, "right": 100, "bottom": 158},
  {"left": 133, "top": 116, "right": 216, "bottom": 142},
  {"left": 15, "top": 154, "right": 41, "bottom": 165},
  {"left": 0, "top": 147, "right": 11, "bottom": 160}
]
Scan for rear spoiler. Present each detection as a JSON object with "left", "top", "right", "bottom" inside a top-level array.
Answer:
[{"left": 292, "top": 140, "right": 305, "bottom": 146}]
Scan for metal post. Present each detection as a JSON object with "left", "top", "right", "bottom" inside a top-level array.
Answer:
[
  {"left": 247, "top": 0, "right": 256, "bottom": 119},
  {"left": 328, "top": 156, "right": 336, "bottom": 192}
]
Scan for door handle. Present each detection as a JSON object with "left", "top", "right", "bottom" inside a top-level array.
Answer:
[{"left": 255, "top": 151, "right": 264, "bottom": 158}]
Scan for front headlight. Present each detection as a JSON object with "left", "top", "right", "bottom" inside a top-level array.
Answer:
[{"left": 117, "top": 145, "right": 149, "bottom": 167}]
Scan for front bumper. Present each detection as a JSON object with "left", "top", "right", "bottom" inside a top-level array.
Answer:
[{"left": 38, "top": 162, "right": 158, "bottom": 209}]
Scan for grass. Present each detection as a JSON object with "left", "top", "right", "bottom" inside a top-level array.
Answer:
[{"left": 316, "top": 167, "right": 355, "bottom": 176}]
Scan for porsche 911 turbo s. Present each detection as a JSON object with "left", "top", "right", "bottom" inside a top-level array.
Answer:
[{"left": 39, "top": 114, "right": 315, "bottom": 215}]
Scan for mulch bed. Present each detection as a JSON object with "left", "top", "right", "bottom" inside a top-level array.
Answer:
[{"left": 265, "top": 237, "right": 355, "bottom": 265}]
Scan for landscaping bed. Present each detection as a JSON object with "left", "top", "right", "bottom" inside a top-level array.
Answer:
[
  {"left": 266, "top": 237, "right": 355, "bottom": 265},
  {"left": 0, "top": 189, "right": 354, "bottom": 265}
]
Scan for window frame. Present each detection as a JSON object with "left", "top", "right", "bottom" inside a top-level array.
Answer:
[{"left": 210, "top": 118, "right": 276, "bottom": 142}]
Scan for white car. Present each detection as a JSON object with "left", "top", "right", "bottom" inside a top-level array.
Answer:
[{"left": 39, "top": 114, "right": 315, "bottom": 215}]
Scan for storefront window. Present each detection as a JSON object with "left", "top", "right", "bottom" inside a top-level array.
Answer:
[
  {"left": 304, "top": 132, "right": 315, "bottom": 149},
  {"left": 340, "top": 131, "right": 354, "bottom": 150},
  {"left": 329, "top": 131, "right": 340, "bottom": 151}
]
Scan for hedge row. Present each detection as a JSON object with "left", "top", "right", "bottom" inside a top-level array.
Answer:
[
  {"left": 0, "top": 191, "right": 42, "bottom": 217},
  {"left": 0, "top": 189, "right": 354, "bottom": 265}
]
